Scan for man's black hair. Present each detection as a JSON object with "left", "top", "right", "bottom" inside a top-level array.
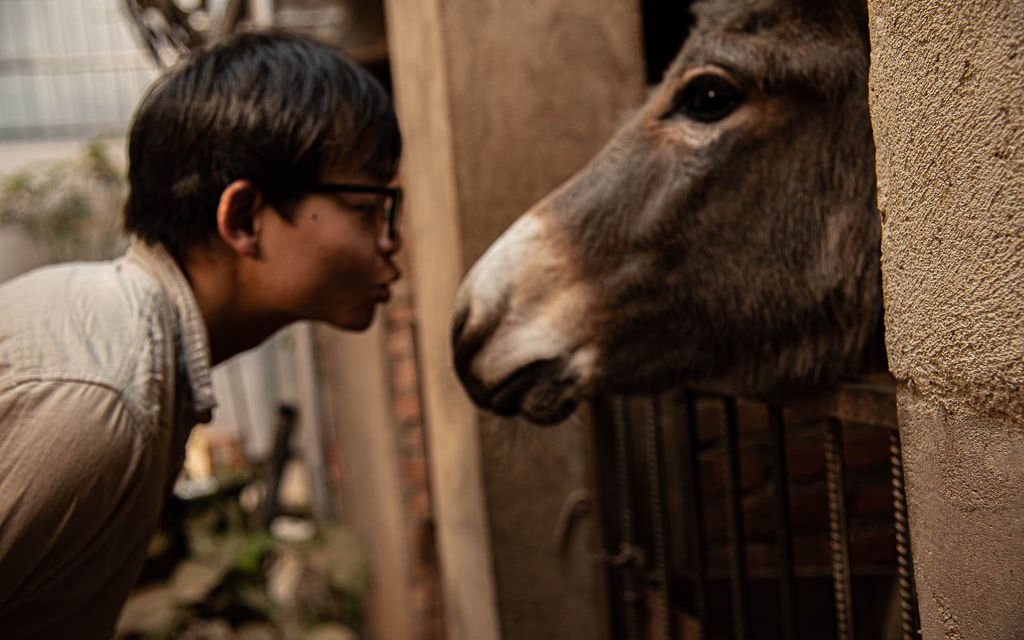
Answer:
[{"left": 124, "top": 30, "right": 402, "bottom": 259}]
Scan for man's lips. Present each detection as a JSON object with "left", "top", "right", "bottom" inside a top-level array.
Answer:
[{"left": 376, "top": 265, "right": 400, "bottom": 302}]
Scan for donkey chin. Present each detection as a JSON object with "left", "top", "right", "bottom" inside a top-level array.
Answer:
[{"left": 453, "top": 336, "right": 600, "bottom": 425}]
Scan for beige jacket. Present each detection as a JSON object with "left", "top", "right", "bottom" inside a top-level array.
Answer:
[{"left": 0, "top": 240, "right": 215, "bottom": 639}]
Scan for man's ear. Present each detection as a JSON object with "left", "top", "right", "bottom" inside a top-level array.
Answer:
[{"left": 216, "top": 180, "right": 266, "bottom": 258}]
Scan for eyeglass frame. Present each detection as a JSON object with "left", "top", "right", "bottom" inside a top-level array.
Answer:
[{"left": 299, "top": 182, "right": 403, "bottom": 242}]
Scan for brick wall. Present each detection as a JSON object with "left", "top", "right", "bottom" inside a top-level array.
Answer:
[{"left": 382, "top": 269, "right": 445, "bottom": 640}]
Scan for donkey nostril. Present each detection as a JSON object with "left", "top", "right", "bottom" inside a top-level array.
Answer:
[
  {"left": 452, "top": 306, "right": 470, "bottom": 348},
  {"left": 451, "top": 300, "right": 503, "bottom": 388},
  {"left": 487, "top": 358, "right": 560, "bottom": 416},
  {"left": 451, "top": 291, "right": 512, "bottom": 405},
  {"left": 452, "top": 304, "right": 492, "bottom": 405}
]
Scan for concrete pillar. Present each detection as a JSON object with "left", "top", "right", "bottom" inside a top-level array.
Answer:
[
  {"left": 867, "top": 2, "right": 1024, "bottom": 637},
  {"left": 382, "top": 1, "right": 645, "bottom": 638}
]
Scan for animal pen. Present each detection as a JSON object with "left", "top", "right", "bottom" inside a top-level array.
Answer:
[{"left": 589, "top": 382, "right": 921, "bottom": 639}]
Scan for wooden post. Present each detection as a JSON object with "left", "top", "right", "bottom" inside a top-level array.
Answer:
[{"left": 383, "top": 2, "right": 645, "bottom": 638}]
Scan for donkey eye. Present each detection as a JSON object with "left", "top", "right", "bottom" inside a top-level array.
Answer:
[{"left": 670, "top": 74, "right": 744, "bottom": 123}]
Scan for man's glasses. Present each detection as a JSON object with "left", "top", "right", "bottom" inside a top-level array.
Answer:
[{"left": 302, "top": 182, "right": 403, "bottom": 241}]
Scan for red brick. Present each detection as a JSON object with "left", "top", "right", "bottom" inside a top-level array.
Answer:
[
  {"left": 393, "top": 393, "right": 422, "bottom": 422},
  {"left": 402, "top": 457, "right": 429, "bottom": 487},
  {"left": 386, "top": 300, "right": 416, "bottom": 325},
  {"left": 386, "top": 325, "right": 413, "bottom": 352},
  {"left": 407, "top": 489, "right": 432, "bottom": 518},
  {"left": 392, "top": 359, "right": 419, "bottom": 393},
  {"left": 736, "top": 398, "right": 769, "bottom": 434}
]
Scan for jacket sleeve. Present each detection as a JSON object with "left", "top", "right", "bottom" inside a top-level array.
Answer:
[{"left": 0, "top": 379, "right": 162, "bottom": 638}]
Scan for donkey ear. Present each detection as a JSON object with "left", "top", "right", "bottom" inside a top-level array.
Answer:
[{"left": 216, "top": 180, "right": 265, "bottom": 258}]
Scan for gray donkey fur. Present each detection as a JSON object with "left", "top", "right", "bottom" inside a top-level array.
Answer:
[{"left": 454, "top": 0, "right": 881, "bottom": 422}]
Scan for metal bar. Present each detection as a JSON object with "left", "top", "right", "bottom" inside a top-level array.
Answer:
[
  {"left": 768, "top": 404, "right": 798, "bottom": 640},
  {"left": 643, "top": 396, "right": 677, "bottom": 640},
  {"left": 612, "top": 397, "right": 643, "bottom": 640},
  {"left": 590, "top": 400, "right": 627, "bottom": 640},
  {"left": 261, "top": 404, "right": 297, "bottom": 528},
  {"left": 721, "top": 397, "right": 750, "bottom": 640},
  {"left": 889, "top": 431, "right": 921, "bottom": 639},
  {"left": 99, "top": 0, "right": 129, "bottom": 126},
  {"left": 681, "top": 392, "right": 710, "bottom": 635},
  {"left": 23, "top": 0, "right": 47, "bottom": 127},
  {"left": 73, "top": 0, "right": 101, "bottom": 127},
  {"left": 825, "top": 419, "right": 856, "bottom": 640},
  {"left": 45, "top": 0, "right": 83, "bottom": 130}
]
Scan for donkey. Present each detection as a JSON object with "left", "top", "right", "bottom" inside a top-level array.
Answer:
[{"left": 452, "top": 0, "right": 879, "bottom": 424}]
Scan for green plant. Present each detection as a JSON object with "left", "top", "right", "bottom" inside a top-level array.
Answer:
[{"left": 0, "top": 140, "right": 128, "bottom": 263}]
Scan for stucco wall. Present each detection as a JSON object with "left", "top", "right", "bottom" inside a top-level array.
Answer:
[
  {"left": 869, "top": 2, "right": 1023, "bottom": 422},
  {"left": 868, "top": 1, "right": 1023, "bottom": 638}
]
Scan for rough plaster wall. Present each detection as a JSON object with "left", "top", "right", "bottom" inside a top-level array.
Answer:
[
  {"left": 869, "top": 1, "right": 1024, "bottom": 422},
  {"left": 896, "top": 391, "right": 1024, "bottom": 639},
  {"left": 868, "top": 2, "right": 1024, "bottom": 638}
]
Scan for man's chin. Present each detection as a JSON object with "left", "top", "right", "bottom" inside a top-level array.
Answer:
[{"left": 329, "top": 307, "right": 377, "bottom": 332}]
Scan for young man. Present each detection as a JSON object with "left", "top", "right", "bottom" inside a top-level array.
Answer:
[{"left": 0, "top": 31, "right": 402, "bottom": 638}]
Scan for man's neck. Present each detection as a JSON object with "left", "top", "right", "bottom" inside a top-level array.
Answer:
[{"left": 181, "top": 247, "right": 293, "bottom": 365}]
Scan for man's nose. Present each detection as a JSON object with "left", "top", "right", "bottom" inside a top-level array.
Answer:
[{"left": 379, "top": 226, "right": 402, "bottom": 255}]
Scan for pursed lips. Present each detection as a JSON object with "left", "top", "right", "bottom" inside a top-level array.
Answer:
[{"left": 374, "top": 264, "right": 401, "bottom": 302}]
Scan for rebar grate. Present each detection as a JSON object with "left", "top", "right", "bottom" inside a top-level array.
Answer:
[{"left": 592, "top": 378, "right": 921, "bottom": 639}]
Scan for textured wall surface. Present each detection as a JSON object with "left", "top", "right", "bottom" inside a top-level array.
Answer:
[
  {"left": 868, "top": 1, "right": 1024, "bottom": 638},
  {"left": 869, "top": 1, "right": 1023, "bottom": 422},
  {"left": 895, "top": 390, "right": 1024, "bottom": 639}
]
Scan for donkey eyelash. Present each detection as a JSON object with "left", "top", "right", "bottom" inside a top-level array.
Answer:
[{"left": 665, "top": 73, "right": 746, "bottom": 123}]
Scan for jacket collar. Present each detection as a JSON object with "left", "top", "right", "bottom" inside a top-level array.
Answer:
[{"left": 126, "top": 238, "right": 216, "bottom": 420}]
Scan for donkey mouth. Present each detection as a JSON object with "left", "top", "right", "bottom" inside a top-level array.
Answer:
[{"left": 459, "top": 357, "right": 581, "bottom": 425}]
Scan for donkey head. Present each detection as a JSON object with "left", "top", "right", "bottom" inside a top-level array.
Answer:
[{"left": 452, "top": 0, "right": 880, "bottom": 424}]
